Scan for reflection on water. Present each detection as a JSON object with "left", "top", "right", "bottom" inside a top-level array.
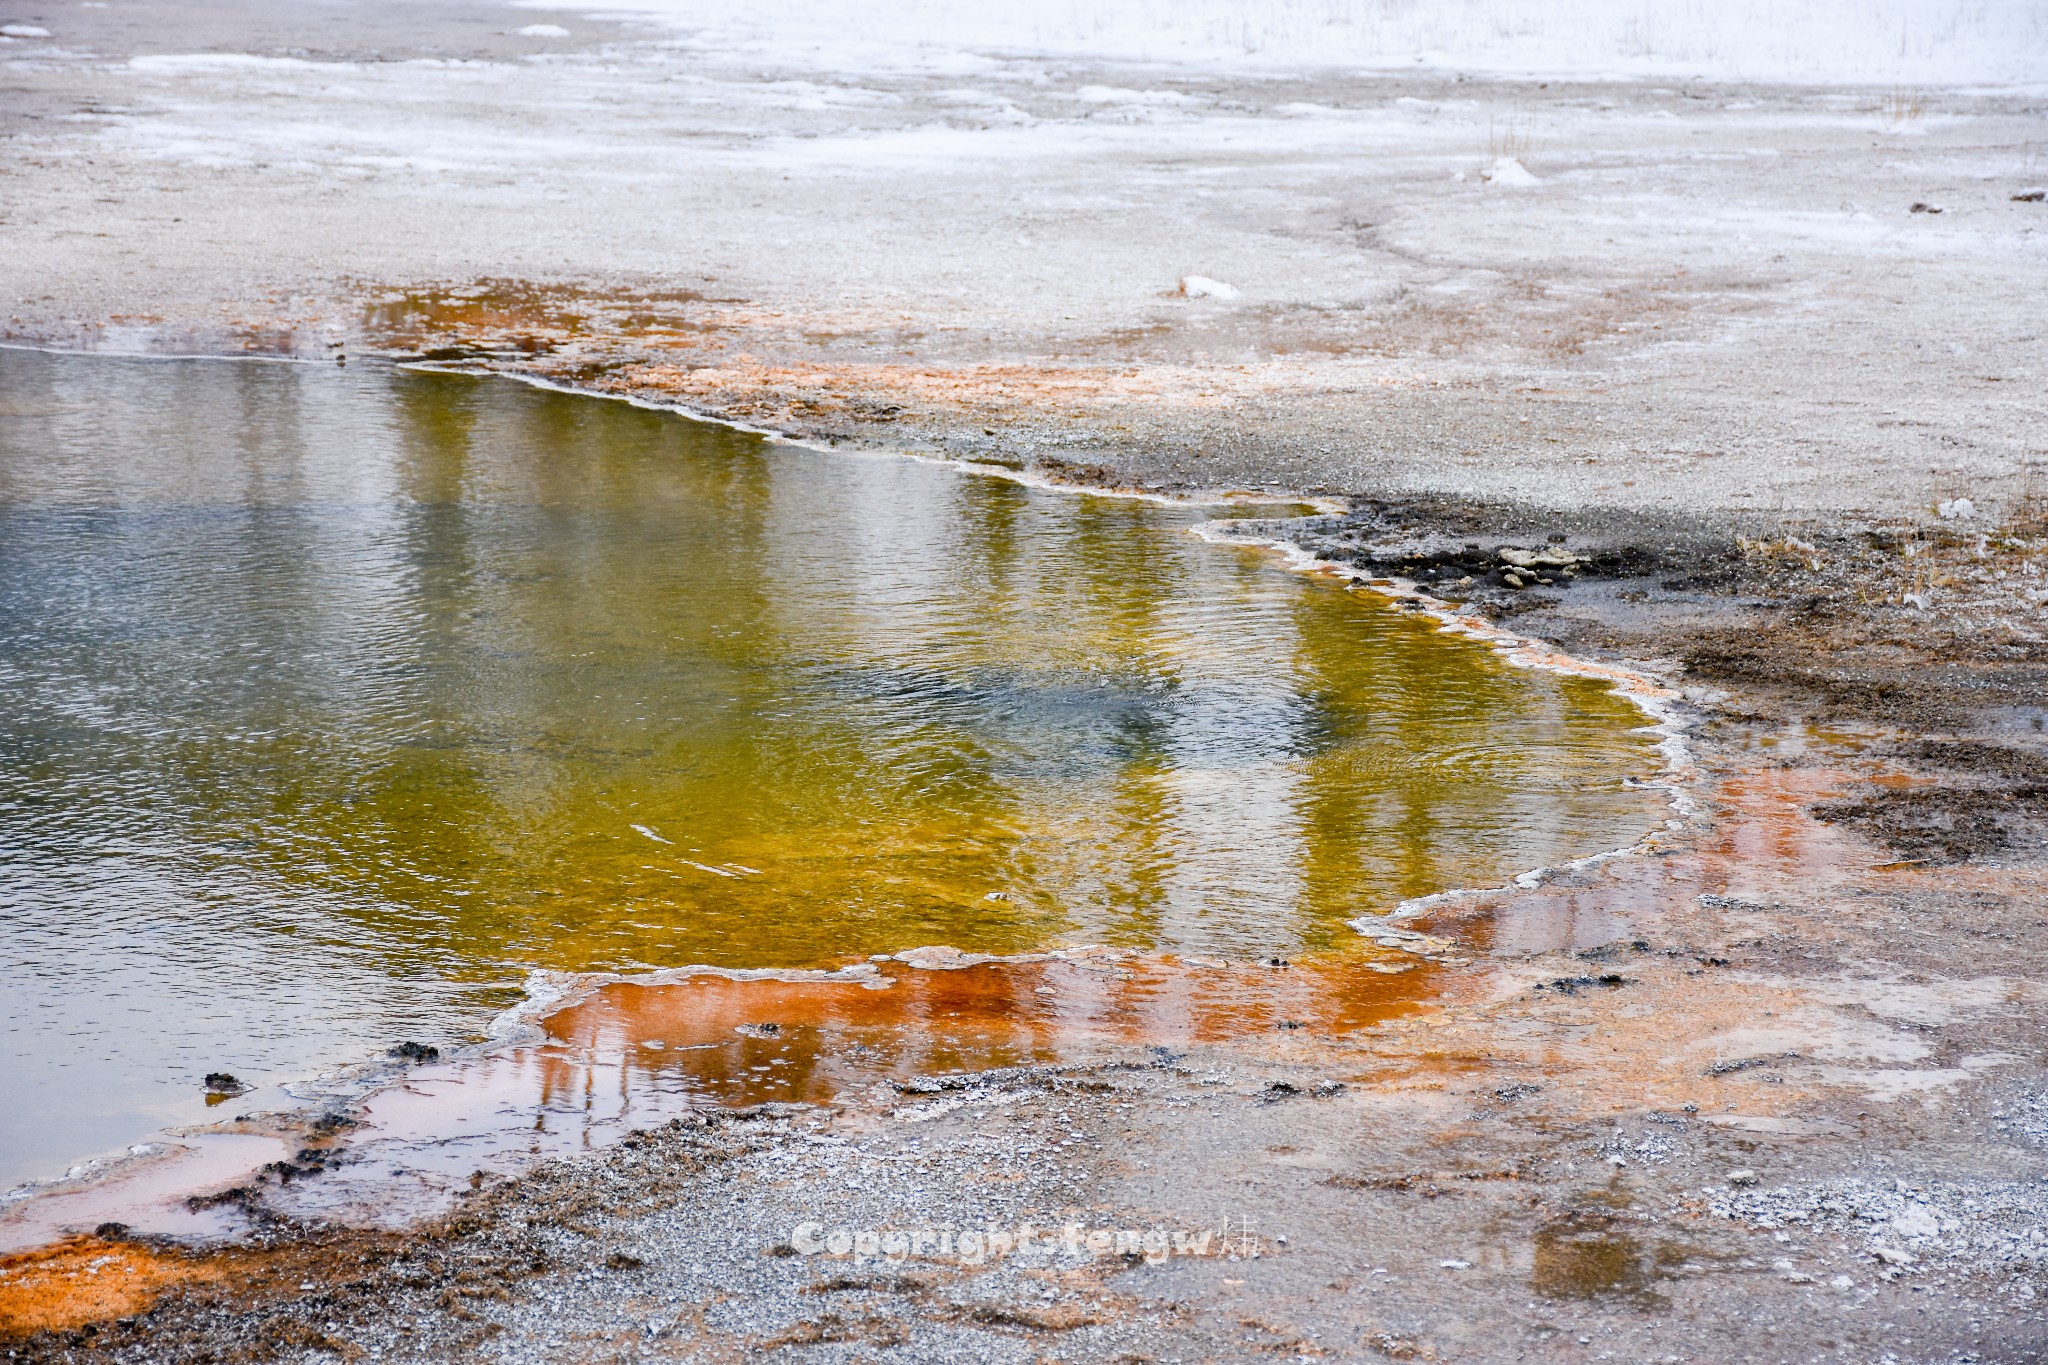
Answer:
[
  {"left": 0, "top": 349, "right": 1663, "bottom": 1185},
  {"left": 263, "top": 953, "right": 1445, "bottom": 1232},
  {"left": 539, "top": 950, "right": 1436, "bottom": 1107},
  {"left": 1529, "top": 1203, "right": 1701, "bottom": 1308}
]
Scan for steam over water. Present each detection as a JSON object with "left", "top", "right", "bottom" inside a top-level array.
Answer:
[{"left": 0, "top": 350, "right": 1663, "bottom": 1185}]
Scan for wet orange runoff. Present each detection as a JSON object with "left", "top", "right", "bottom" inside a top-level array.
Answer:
[
  {"left": 0, "top": 1240, "right": 227, "bottom": 1338},
  {"left": 230, "top": 949, "right": 1449, "bottom": 1240},
  {"left": 536, "top": 951, "right": 1440, "bottom": 1109}
]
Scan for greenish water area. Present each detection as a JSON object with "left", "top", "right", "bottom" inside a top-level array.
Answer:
[{"left": 0, "top": 348, "right": 1665, "bottom": 1187}]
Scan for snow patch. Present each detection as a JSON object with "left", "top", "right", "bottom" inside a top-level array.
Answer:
[
  {"left": 516, "top": 23, "right": 572, "bottom": 37},
  {"left": 127, "top": 53, "right": 334, "bottom": 72},
  {"left": 502, "top": 0, "right": 2048, "bottom": 84},
  {"left": 1480, "top": 156, "right": 1541, "bottom": 187},
  {"left": 1177, "top": 275, "right": 1241, "bottom": 300},
  {"left": 1075, "top": 84, "right": 1192, "bottom": 105}
]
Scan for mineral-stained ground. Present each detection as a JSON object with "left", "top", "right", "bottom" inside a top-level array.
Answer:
[{"left": 4, "top": 0, "right": 2048, "bottom": 1357}]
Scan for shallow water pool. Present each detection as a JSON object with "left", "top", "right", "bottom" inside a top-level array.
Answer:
[{"left": 0, "top": 349, "right": 1665, "bottom": 1186}]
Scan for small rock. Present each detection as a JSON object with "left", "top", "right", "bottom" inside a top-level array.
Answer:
[
  {"left": 1872, "top": 1244, "right": 1916, "bottom": 1266},
  {"left": 1728, "top": 1169, "right": 1760, "bottom": 1186},
  {"left": 1499, "top": 547, "right": 1578, "bottom": 570},
  {"left": 388, "top": 1041, "right": 440, "bottom": 1063},
  {"left": 1909, "top": 201, "right": 1943, "bottom": 214},
  {"left": 2011, "top": 188, "right": 2044, "bottom": 202},
  {"left": 1439, "top": 1259, "right": 1471, "bottom": 1269},
  {"left": 202, "top": 1072, "right": 249, "bottom": 1096}
]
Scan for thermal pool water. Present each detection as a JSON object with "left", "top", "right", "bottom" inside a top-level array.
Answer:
[{"left": 0, "top": 349, "right": 1666, "bottom": 1190}]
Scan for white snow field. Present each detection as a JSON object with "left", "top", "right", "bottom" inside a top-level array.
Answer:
[{"left": 515, "top": 0, "right": 2048, "bottom": 84}]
